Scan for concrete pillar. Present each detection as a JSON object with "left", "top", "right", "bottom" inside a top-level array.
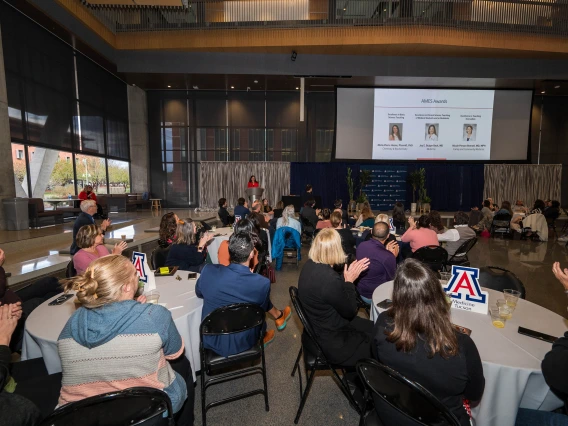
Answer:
[
  {"left": 0, "top": 22, "right": 17, "bottom": 230},
  {"left": 127, "top": 85, "right": 149, "bottom": 194}
]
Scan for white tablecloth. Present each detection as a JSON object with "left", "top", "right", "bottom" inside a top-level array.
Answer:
[
  {"left": 371, "top": 281, "right": 566, "bottom": 426},
  {"left": 207, "top": 227, "right": 233, "bottom": 264},
  {"left": 22, "top": 272, "right": 204, "bottom": 381}
]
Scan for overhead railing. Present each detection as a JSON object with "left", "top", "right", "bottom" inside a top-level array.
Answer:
[{"left": 79, "top": 0, "right": 568, "bottom": 36}]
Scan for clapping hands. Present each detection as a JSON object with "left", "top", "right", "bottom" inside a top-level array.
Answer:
[{"left": 344, "top": 258, "right": 370, "bottom": 283}]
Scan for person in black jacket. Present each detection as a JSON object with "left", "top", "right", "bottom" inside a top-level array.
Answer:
[
  {"left": 331, "top": 212, "right": 356, "bottom": 260},
  {"left": 166, "top": 218, "right": 213, "bottom": 272},
  {"left": 217, "top": 198, "right": 234, "bottom": 227},
  {"left": 301, "top": 184, "right": 314, "bottom": 206},
  {"left": 70, "top": 200, "right": 111, "bottom": 255},
  {"left": 334, "top": 199, "right": 349, "bottom": 226},
  {"left": 298, "top": 228, "right": 370, "bottom": 367},
  {"left": 373, "top": 259, "right": 484, "bottom": 426},
  {"left": 300, "top": 199, "right": 320, "bottom": 231}
]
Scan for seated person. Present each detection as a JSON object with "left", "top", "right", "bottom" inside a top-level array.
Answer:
[
  {"left": 217, "top": 198, "right": 234, "bottom": 227},
  {"left": 428, "top": 210, "right": 446, "bottom": 234},
  {"left": 440, "top": 212, "right": 476, "bottom": 257},
  {"left": 358, "top": 206, "right": 375, "bottom": 228},
  {"left": 250, "top": 201, "right": 269, "bottom": 229},
  {"left": 373, "top": 259, "right": 484, "bottom": 426},
  {"left": 272, "top": 201, "right": 284, "bottom": 220},
  {"left": 73, "top": 225, "right": 127, "bottom": 275},
  {"left": 246, "top": 214, "right": 269, "bottom": 262},
  {"left": 355, "top": 202, "right": 371, "bottom": 227},
  {"left": 495, "top": 200, "right": 513, "bottom": 217},
  {"left": 233, "top": 197, "right": 251, "bottom": 220},
  {"left": 544, "top": 200, "right": 560, "bottom": 221},
  {"left": 513, "top": 200, "right": 528, "bottom": 214},
  {"left": 70, "top": 200, "right": 111, "bottom": 255},
  {"left": 334, "top": 199, "right": 349, "bottom": 226},
  {"left": 300, "top": 199, "right": 320, "bottom": 231},
  {"left": 392, "top": 202, "right": 407, "bottom": 234},
  {"left": 58, "top": 256, "right": 194, "bottom": 426},
  {"left": 373, "top": 214, "right": 397, "bottom": 245},
  {"left": 332, "top": 212, "right": 356, "bottom": 259},
  {"left": 262, "top": 199, "right": 273, "bottom": 214},
  {"left": 158, "top": 212, "right": 179, "bottom": 248},
  {"left": 196, "top": 233, "right": 291, "bottom": 356},
  {"left": 356, "top": 222, "right": 398, "bottom": 304},
  {"left": 298, "top": 229, "right": 371, "bottom": 367},
  {"left": 78, "top": 185, "right": 105, "bottom": 219},
  {"left": 474, "top": 199, "right": 494, "bottom": 231},
  {"left": 166, "top": 218, "right": 213, "bottom": 272},
  {"left": 316, "top": 208, "right": 333, "bottom": 230},
  {"left": 218, "top": 219, "right": 260, "bottom": 270},
  {"left": 276, "top": 205, "right": 302, "bottom": 235},
  {"left": 400, "top": 215, "right": 439, "bottom": 253}
]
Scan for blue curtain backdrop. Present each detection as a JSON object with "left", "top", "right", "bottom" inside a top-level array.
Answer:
[{"left": 290, "top": 162, "right": 484, "bottom": 211}]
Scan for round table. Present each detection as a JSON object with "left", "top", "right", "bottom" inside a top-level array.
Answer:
[
  {"left": 371, "top": 281, "right": 566, "bottom": 426},
  {"left": 206, "top": 227, "right": 233, "bottom": 264},
  {"left": 22, "top": 272, "right": 204, "bottom": 381}
]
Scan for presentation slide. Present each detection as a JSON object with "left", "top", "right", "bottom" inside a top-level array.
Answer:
[{"left": 372, "top": 89, "right": 495, "bottom": 160}]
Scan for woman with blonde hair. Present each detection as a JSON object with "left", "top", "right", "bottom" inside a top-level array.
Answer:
[
  {"left": 73, "top": 224, "right": 127, "bottom": 275},
  {"left": 297, "top": 228, "right": 371, "bottom": 367},
  {"left": 58, "top": 255, "right": 194, "bottom": 425},
  {"left": 276, "top": 204, "right": 302, "bottom": 235},
  {"left": 355, "top": 201, "right": 371, "bottom": 227},
  {"left": 358, "top": 206, "right": 375, "bottom": 228},
  {"left": 166, "top": 218, "right": 213, "bottom": 272}
]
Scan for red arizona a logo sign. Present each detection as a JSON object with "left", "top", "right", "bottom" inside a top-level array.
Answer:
[
  {"left": 132, "top": 252, "right": 148, "bottom": 283},
  {"left": 443, "top": 266, "right": 486, "bottom": 304}
]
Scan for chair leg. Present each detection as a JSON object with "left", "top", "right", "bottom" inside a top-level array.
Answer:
[
  {"left": 333, "top": 368, "right": 363, "bottom": 415},
  {"left": 291, "top": 347, "right": 302, "bottom": 377},
  {"left": 201, "top": 368, "right": 207, "bottom": 426},
  {"left": 294, "top": 367, "right": 317, "bottom": 424},
  {"left": 261, "top": 347, "right": 270, "bottom": 412}
]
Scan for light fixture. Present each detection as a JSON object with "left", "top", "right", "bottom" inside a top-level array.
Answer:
[
  {"left": 343, "top": 7, "right": 346, "bottom": 10},
  {"left": 231, "top": 86, "right": 235, "bottom": 89},
  {"left": 296, "top": 87, "right": 299, "bottom": 90},
  {"left": 192, "top": 85, "right": 199, "bottom": 89},
  {"left": 132, "top": 84, "right": 136, "bottom": 86},
  {"left": 555, "top": 85, "right": 561, "bottom": 89},
  {"left": 167, "top": 85, "right": 171, "bottom": 88},
  {"left": 254, "top": 80, "right": 258, "bottom": 84},
  {"left": 383, "top": 8, "right": 387, "bottom": 11},
  {"left": 541, "top": 91, "right": 545, "bottom": 94}
]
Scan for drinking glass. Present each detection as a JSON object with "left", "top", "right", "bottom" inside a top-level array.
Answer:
[
  {"left": 498, "top": 304, "right": 513, "bottom": 320},
  {"left": 490, "top": 308, "right": 506, "bottom": 328},
  {"left": 212, "top": 225, "right": 217, "bottom": 231},
  {"left": 503, "top": 289, "right": 521, "bottom": 308},
  {"left": 145, "top": 290, "right": 160, "bottom": 304}
]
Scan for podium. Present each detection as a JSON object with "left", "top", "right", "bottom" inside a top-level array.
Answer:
[{"left": 246, "top": 187, "right": 264, "bottom": 205}]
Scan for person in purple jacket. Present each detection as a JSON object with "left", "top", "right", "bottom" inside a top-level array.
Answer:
[{"left": 355, "top": 222, "right": 399, "bottom": 304}]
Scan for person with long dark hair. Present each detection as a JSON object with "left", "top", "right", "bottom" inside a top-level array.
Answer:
[
  {"left": 158, "top": 212, "right": 179, "bottom": 248},
  {"left": 426, "top": 124, "right": 438, "bottom": 141},
  {"left": 247, "top": 175, "right": 259, "bottom": 188},
  {"left": 373, "top": 259, "right": 484, "bottom": 425},
  {"left": 389, "top": 124, "right": 402, "bottom": 141},
  {"left": 392, "top": 202, "right": 406, "bottom": 233},
  {"left": 400, "top": 215, "right": 439, "bottom": 254}
]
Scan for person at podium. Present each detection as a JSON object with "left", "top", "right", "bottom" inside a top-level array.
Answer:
[{"left": 247, "top": 175, "right": 259, "bottom": 188}]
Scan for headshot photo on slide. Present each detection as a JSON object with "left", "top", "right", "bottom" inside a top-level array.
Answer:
[
  {"left": 463, "top": 124, "right": 477, "bottom": 142},
  {"left": 389, "top": 123, "right": 403, "bottom": 141},
  {"left": 425, "top": 124, "right": 439, "bottom": 141}
]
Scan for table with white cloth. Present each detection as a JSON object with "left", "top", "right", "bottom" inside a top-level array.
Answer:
[
  {"left": 206, "top": 227, "right": 233, "bottom": 264},
  {"left": 22, "top": 272, "right": 204, "bottom": 381},
  {"left": 371, "top": 281, "right": 567, "bottom": 426}
]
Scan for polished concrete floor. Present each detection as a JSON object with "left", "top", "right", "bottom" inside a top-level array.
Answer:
[{"left": 192, "top": 236, "right": 568, "bottom": 426}]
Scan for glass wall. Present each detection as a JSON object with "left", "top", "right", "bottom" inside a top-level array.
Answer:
[{"left": 0, "top": 3, "right": 130, "bottom": 202}]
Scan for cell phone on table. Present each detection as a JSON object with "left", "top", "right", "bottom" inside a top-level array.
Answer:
[
  {"left": 518, "top": 326, "right": 558, "bottom": 344},
  {"left": 48, "top": 294, "right": 73, "bottom": 306},
  {"left": 453, "top": 324, "right": 472, "bottom": 336},
  {"left": 376, "top": 299, "right": 392, "bottom": 310},
  {"left": 187, "top": 272, "right": 197, "bottom": 280}
]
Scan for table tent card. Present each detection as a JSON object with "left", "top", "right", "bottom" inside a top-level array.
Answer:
[
  {"left": 443, "top": 265, "right": 488, "bottom": 315},
  {"left": 389, "top": 218, "right": 396, "bottom": 233},
  {"left": 132, "top": 252, "right": 156, "bottom": 293}
]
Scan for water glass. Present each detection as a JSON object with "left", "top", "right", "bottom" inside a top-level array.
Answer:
[
  {"left": 212, "top": 225, "right": 217, "bottom": 231},
  {"left": 503, "top": 289, "right": 521, "bottom": 308},
  {"left": 498, "top": 304, "right": 513, "bottom": 320},
  {"left": 145, "top": 290, "right": 160, "bottom": 304},
  {"left": 490, "top": 308, "right": 506, "bottom": 328}
]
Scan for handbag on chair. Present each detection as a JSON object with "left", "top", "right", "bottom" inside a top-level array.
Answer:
[{"left": 262, "top": 261, "right": 276, "bottom": 283}]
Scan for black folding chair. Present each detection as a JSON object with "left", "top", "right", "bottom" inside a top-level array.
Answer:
[
  {"left": 478, "top": 266, "right": 526, "bottom": 299},
  {"left": 490, "top": 213, "right": 512, "bottom": 238},
  {"left": 412, "top": 245, "right": 448, "bottom": 273},
  {"left": 299, "top": 215, "right": 315, "bottom": 243},
  {"left": 151, "top": 246, "right": 171, "bottom": 270},
  {"left": 289, "top": 286, "right": 363, "bottom": 424},
  {"left": 39, "top": 387, "right": 173, "bottom": 426},
  {"left": 66, "top": 259, "right": 77, "bottom": 278},
  {"left": 200, "top": 303, "right": 269, "bottom": 426},
  {"left": 283, "top": 231, "right": 300, "bottom": 267},
  {"left": 356, "top": 359, "right": 460, "bottom": 426},
  {"left": 444, "top": 238, "right": 477, "bottom": 270}
]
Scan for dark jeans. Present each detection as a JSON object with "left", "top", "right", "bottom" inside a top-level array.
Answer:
[
  {"left": 169, "top": 356, "right": 195, "bottom": 426},
  {"left": 515, "top": 408, "right": 568, "bottom": 426}
]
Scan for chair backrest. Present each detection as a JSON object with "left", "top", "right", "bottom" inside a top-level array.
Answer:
[
  {"left": 468, "top": 210, "right": 483, "bottom": 227},
  {"left": 356, "top": 359, "right": 461, "bottom": 426},
  {"left": 288, "top": 286, "right": 327, "bottom": 359},
  {"left": 29, "top": 198, "right": 45, "bottom": 213},
  {"left": 66, "top": 259, "right": 77, "bottom": 278},
  {"left": 449, "top": 237, "right": 477, "bottom": 260},
  {"left": 299, "top": 215, "right": 313, "bottom": 229},
  {"left": 39, "top": 387, "right": 173, "bottom": 426},
  {"left": 478, "top": 266, "right": 526, "bottom": 299},
  {"left": 412, "top": 245, "right": 448, "bottom": 270},
  {"left": 200, "top": 303, "right": 265, "bottom": 336},
  {"left": 492, "top": 213, "right": 512, "bottom": 228},
  {"left": 151, "top": 246, "right": 171, "bottom": 270}
]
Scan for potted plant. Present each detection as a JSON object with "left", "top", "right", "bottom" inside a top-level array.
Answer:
[
  {"left": 407, "top": 168, "right": 425, "bottom": 213},
  {"left": 346, "top": 167, "right": 356, "bottom": 213},
  {"left": 357, "top": 169, "right": 372, "bottom": 210},
  {"left": 421, "top": 194, "right": 432, "bottom": 213}
]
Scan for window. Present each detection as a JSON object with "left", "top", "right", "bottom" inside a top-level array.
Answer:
[
  {"left": 16, "top": 150, "right": 24, "bottom": 159},
  {"left": 75, "top": 154, "right": 108, "bottom": 194},
  {"left": 315, "top": 129, "right": 334, "bottom": 162},
  {"left": 66, "top": 156, "right": 70, "bottom": 162},
  {"left": 108, "top": 160, "right": 130, "bottom": 194}
]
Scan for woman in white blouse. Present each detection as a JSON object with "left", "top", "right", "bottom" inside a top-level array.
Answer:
[
  {"left": 389, "top": 125, "right": 402, "bottom": 141},
  {"left": 426, "top": 125, "right": 438, "bottom": 141}
]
